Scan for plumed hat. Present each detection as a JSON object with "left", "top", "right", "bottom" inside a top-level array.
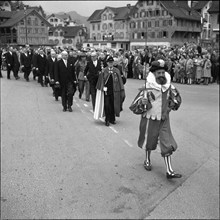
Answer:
[{"left": 150, "top": 59, "right": 168, "bottom": 72}]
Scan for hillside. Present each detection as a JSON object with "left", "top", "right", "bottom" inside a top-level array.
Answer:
[{"left": 57, "top": 11, "right": 89, "bottom": 28}]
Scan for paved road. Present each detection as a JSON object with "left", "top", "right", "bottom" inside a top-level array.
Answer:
[{"left": 1, "top": 72, "right": 219, "bottom": 219}]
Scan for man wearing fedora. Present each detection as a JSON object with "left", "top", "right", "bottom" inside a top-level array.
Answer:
[
  {"left": 137, "top": 59, "right": 182, "bottom": 179},
  {"left": 84, "top": 51, "right": 102, "bottom": 111}
]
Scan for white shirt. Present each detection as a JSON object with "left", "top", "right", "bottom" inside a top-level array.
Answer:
[
  {"left": 93, "top": 60, "right": 97, "bottom": 67},
  {"left": 62, "top": 59, "right": 67, "bottom": 67},
  {"left": 52, "top": 57, "right": 55, "bottom": 62}
]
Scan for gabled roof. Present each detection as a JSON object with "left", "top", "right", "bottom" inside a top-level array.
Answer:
[
  {"left": 0, "top": 9, "right": 52, "bottom": 27},
  {"left": 87, "top": 5, "right": 135, "bottom": 22},
  {"left": 49, "top": 26, "right": 85, "bottom": 38},
  {"left": 192, "top": 1, "right": 209, "bottom": 10},
  {"left": 47, "top": 13, "right": 71, "bottom": 21},
  {"left": 160, "top": 1, "right": 201, "bottom": 21},
  {"left": 0, "top": 11, "right": 16, "bottom": 18},
  {"left": 208, "top": 1, "right": 219, "bottom": 14}
]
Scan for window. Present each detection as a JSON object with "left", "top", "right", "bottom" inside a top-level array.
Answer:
[
  {"left": 54, "top": 18, "right": 58, "bottom": 22},
  {"left": 97, "top": 33, "right": 101, "bottom": 40},
  {"left": 54, "top": 31, "right": 58, "bottom": 36},
  {"left": 155, "top": 20, "right": 159, "bottom": 27},
  {"left": 35, "top": 28, "right": 38, "bottom": 34},
  {"left": 41, "top": 28, "right": 45, "bottom": 34},
  {"left": 98, "top": 24, "right": 100, "bottom": 30},
  {"left": 41, "top": 21, "right": 44, "bottom": 26},
  {"left": 108, "top": 14, "right": 112, "bottom": 20},
  {"left": 60, "top": 31, "right": 63, "bottom": 36},
  {"left": 35, "top": 18, "right": 38, "bottom": 26},
  {"left": 120, "top": 23, "right": 124, "bottom": 29},
  {"left": 49, "top": 31, "right": 53, "bottom": 36},
  {"left": 50, "top": 18, "right": 53, "bottom": 22},
  {"left": 92, "top": 24, "right": 95, "bottom": 31},
  {"left": 27, "top": 17, "right": 31, "bottom": 25},
  {"left": 134, "top": 13, "right": 138, "bottom": 18},
  {"left": 163, "top": 20, "right": 167, "bottom": 26},
  {"left": 102, "top": 23, "right": 107, "bottom": 30},
  {"left": 20, "top": 20, "right": 24, "bottom": 25},
  {"left": 138, "top": 21, "right": 141, "bottom": 28},
  {"left": 151, "top": 32, "right": 155, "bottom": 38},
  {"left": 103, "top": 14, "right": 107, "bottom": 20},
  {"left": 148, "top": 21, "right": 151, "bottom": 27},
  {"left": 168, "top": 20, "right": 172, "bottom": 26},
  {"left": 163, "top": 31, "right": 168, "bottom": 38},
  {"left": 141, "top": 32, "right": 145, "bottom": 39},
  {"left": 120, "top": 32, "right": 124, "bottom": 39},
  {"left": 108, "top": 23, "right": 113, "bottom": 29},
  {"left": 148, "top": 10, "right": 152, "bottom": 17},
  {"left": 155, "top": 10, "right": 160, "bottom": 16},
  {"left": 147, "top": 0, "right": 153, "bottom": 6}
]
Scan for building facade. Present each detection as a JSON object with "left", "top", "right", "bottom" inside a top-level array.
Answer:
[
  {"left": 48, "top": 26, "right": 87, "bottom": 49},
  {"left": 47, "top": 13, "right": 78, "bottom": 27},
  {"left": 208, "top": 1, "right": 219, "bottom": 50},
  {"left": 0, "top": 8, "right": 52, "bottom": 46},
  {"left": 84, "top": 5, "right": 134, "bottom": 50},
  {"left": 129, "top": 0, "right": 201, "bottom": 50}
]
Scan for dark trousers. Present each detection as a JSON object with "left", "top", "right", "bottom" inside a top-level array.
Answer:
[
  {"left": 52, "top": 85, "right": 59, "bottom": 100},
  {"left": 90, "top": 82, "right": 97, "bottom": 110},
  {"left": 104, "top": 93, "right": 115, "bottom": 123},
  {"left": 24, "top": 67, "right": 31, "bottom": 80},
  {"left": 7, "top": 66, "right": 13, "bottom": 79},
  {"left": 38, "top": 72, "right": 46, "bottom": 85},
  {"left": 61, "top": 82, "right": 74, "bottom": 109},
  {"left": 13, "top": 68, "right": 19, "bottom": 78}
]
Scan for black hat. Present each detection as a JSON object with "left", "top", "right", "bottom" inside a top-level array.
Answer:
[
  {"left": 106, "top": 56, "right": 114, "bottom": 62},
  {"left": 150, "top": 59, "right": 168, "bottom": 72}
]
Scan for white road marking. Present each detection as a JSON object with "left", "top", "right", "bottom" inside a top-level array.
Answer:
[
  {"left": 76, "top": 103, "right": 80, "bottom": 108},
  {"left": 124, "top": 139, "right": 133, "bottom": 148},
  {"left": 89, "top": 110, "right": 93, "bottom": 114},
  {"left": 73, "top": 99, "right": 76, "bottom": 102},
  {"left": 84, "top": 104, "right": 88, "bottom": 107},
  {"left": 109, "top": 126, "right": 118, "bottom": 133}
]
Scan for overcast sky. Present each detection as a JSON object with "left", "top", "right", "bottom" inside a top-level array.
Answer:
[{"left": 25, "top": 1, "right": 136, "bottom": 16}]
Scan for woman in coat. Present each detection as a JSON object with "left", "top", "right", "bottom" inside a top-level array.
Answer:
[{"left": 202, "top": 54, "right": 212, "bottom": 85}]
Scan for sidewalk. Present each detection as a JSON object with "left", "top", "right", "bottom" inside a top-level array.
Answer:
[{"left": 145, "top": 157, "right": 219, "bottom": 219}]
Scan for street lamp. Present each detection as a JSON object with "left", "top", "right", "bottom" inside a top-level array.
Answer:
[{"left": 24, "top": 6, "right": 28, "bottom": 45}]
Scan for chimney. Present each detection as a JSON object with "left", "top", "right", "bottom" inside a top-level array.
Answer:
[{"left": 127, "top": 4, "right": 131, "bottom": 8}]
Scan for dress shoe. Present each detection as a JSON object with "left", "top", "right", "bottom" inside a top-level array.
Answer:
[
  {"left": 7, "top": 77, "right": 11, "bottom": 80},
  {"left": 15, "top": 76, "right": 20, "bottom": 80},
  {"left": 55, "top": 98, "right": 58, "bottom": 101},
  {"left": 144, "top": 160, "right": 152, "bottom": 171},
  {"left": 68, "top": 107, "right": 73, "bottom": 112},
  {"left": 166, "top": 172, "right": 182, "bottom": 179},
  {"left": 105, "top": 121, "right": 110, "bottom": 126},
  {"left": 41, "top": 83, "right": 44, "bottom": 87},
  {"left": 63, "top": 107, "right": 67, "bottom": 112},
  {"left": 26, "top": 78, "right": 29, "bottom": 82}
]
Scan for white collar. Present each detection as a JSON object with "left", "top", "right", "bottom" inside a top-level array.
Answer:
[{"left": 146, "top": 71, "right": 171, "bottom": 92}]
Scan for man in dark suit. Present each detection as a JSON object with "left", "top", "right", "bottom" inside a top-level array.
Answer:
[
  {"left": 12, "top": 48, "right": 20, "bottom": 80},
  {"left": 46, "top": 50, "right": 58, "bottom": 100},
  {"left": 20, "top": 47, "right": 32, "bottom": 81},
  {"left": 5, "top": 46, "right": 14, "bottom": 79},
  {"left": 32, "top": 49, "right": 38, "bottom": 81},
  {"left": 55, "top": 50, "right": 77, "bottom": 112},
  {"left": 36, "top": 48, "right": 48, "bottom": 87},
  {"left": 84, "top": 51, "right": 102, "bottom": 110}
]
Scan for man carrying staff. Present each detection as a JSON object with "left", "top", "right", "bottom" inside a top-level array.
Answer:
[
  {"left": 55, "top": 50, "right": 77, "bottom": 112},
  {"left": 137, "top": 59, "right": 182, "bottom": 179}
]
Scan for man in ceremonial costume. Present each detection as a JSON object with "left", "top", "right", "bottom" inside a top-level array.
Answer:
[
  {"left": 55, "top": 51, "right": 77, "bottom": 112},
  {"left": 95, "top": 56, "right": 125, "bottom": 126},
  {"left": 138, "top": 59, "right": 182, "bottom": 179}
]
